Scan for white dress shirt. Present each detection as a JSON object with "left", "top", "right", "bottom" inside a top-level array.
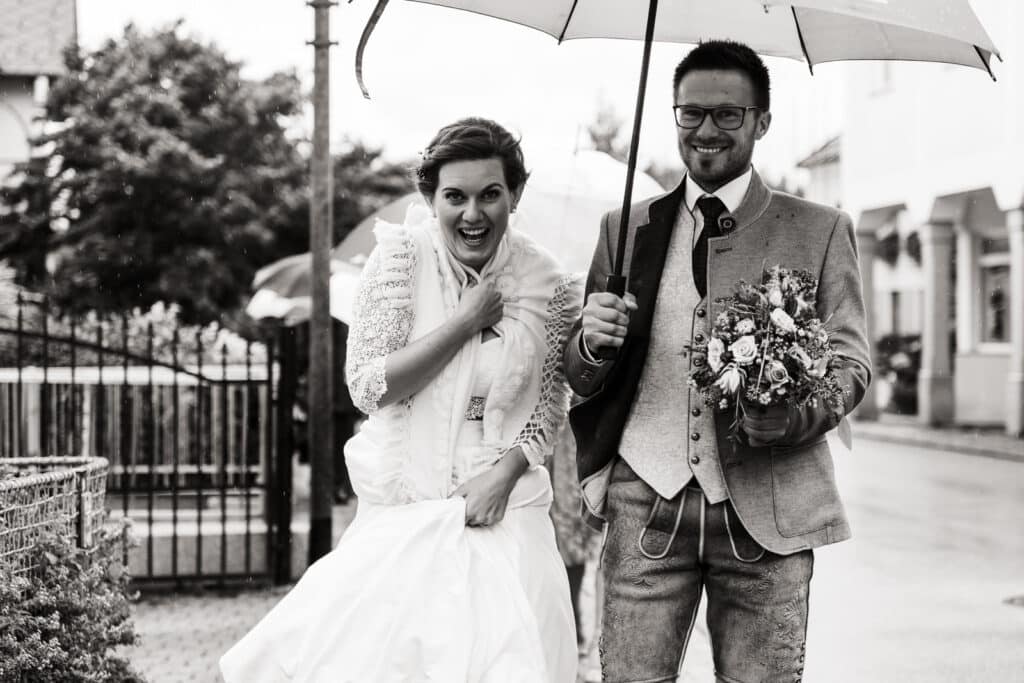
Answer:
[{"left": 684, "top": 165, "right": 753, "bottom": 221}]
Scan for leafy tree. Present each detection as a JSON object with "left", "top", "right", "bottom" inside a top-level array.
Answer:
[
  {"left": 586, "top": 99, "right": 629, "bottom": 163},
  {"left": 0, "top": 23, "right": 308, "bottom": 323},
  {"left": 585, "top": 98, "right": 677, "bottom": 192},
  {"left": 330, "top": 139, "right": 413, "bottom": 246}
]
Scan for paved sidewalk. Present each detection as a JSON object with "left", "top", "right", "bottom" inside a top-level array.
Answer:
[
  {"left": 126, "top": 500, "right": 359, "bottom": 683},
  {"left": 124, "top": 419, "right": 1020, "bottom": 682},
  {"left": 127, "top": 585, "right": 289, "bottom": 682},
  {"left": 852, "top": 414, "right": 1023, "bottom": 462}
]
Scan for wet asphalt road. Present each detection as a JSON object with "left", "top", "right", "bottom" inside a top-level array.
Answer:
[{"left": 679, "top": 435, "right": 1024, "bottom": 683}]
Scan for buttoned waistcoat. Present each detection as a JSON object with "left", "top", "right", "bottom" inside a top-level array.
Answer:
[
  {"left": 564, "top": 170, "right": 872, "bottom": 555},
  {"left": 618, "top": 202, "right": 728, "bottom": 503}
]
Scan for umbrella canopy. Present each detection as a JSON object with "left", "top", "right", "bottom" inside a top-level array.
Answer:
[
  {"left": 248, "top": 150, "right": 664, "bottom": 324},
  {"left": 331, "top": 193, "right": 416, "bottom": 266},
  {"left": 335, "top": 150, "right": 665, "bottom": 271},
  {"left": 357, "top": 0, "right": 1002, "bottom": 284},
  {"left": 326, "top": 150, "right": 664, "bottom": 323},
  {"left": 248, "top": 259, "right": 364, "bottom": 325},
  {"left": 379, "top": 1, "right": 999, "bottom": 73},
  {"left": 251, "top": 252, "right": 357, "bottom": 297}
]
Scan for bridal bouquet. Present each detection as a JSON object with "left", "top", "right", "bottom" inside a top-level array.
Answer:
[{"left": 689, "top": 266, "right": 847, "bottom": 432}]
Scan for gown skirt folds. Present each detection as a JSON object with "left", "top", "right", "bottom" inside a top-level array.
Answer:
[{"left": 219, "top": 458, "right": 577, "bottom": 682}]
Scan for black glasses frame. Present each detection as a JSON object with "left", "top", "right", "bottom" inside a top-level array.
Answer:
[{"left": 673, "top": 105, "right": 761, "bottom": 130}]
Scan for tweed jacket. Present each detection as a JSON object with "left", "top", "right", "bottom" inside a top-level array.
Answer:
[{"left": 564, "top": 170, "right": 871, "bottom": 555}]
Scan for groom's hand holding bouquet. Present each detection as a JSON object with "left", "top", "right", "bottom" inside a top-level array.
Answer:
[{"left": 689, "top": 265, "right": 849, "bottom": 448}]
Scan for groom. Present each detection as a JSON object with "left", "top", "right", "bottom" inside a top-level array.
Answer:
[{"left": 564, "top": 41, "right": 870, "bottom": 682}]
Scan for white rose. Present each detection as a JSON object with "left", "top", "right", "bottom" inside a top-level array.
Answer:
[
  {"left": 735, "top": 318, "right": 755, "bottom": 335},
  {"left": 807, "top": 356, "right": 830, "bottom": 379},
  {"left": 707, "top": 338, "right": 725, "bottom": 373},
  {"left": 729, "top": 335, "right": 758, "bottom": 365},
  {"left": 788, "top": 345, "right": 813, "bottom": 369},
  {"left": 767, "top": 361, "right": 791, "bottom": 390},
  {"left": 768, "top": 287, "right": 784, "bottom": 308},
  {"left": 770, "top": 308, "right": 796, "bottom": 334},
  {"left": 715, "top": 364, "right": 744, "bottom": 394}
]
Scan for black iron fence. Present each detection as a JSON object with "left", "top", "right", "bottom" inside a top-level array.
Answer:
[{"left": 0, "top": 294, "right": 297, "bottom": 586}]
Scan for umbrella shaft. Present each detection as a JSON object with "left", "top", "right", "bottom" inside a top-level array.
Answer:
[{"left": 614, "top": 0, "right": 659, "bottom": 278}]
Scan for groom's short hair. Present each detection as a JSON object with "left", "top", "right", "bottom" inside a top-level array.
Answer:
[{"left": 672, "top": 40, "right": 771, "bottom": 111}]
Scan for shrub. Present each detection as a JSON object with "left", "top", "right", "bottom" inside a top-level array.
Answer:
[
  {"left": 0, "top": 519, "right": 145, "bottom": 682},
  {"left": 0, "top": 299, "right": 267, "bottom": 368}
]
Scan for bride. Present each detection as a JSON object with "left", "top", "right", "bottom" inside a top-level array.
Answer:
[{"left": 220, "top": 118, "right": 581, "bottom": 682}]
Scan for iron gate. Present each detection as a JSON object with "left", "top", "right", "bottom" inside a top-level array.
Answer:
[{"left": 0, "top": 294, "right": 297, "bottom": 586}]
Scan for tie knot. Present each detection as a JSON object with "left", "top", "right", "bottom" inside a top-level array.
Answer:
[{"left": 696, "top": 195, "right": 728, "bottom": 227}]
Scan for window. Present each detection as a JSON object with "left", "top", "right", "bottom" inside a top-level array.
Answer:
[{"left": 980, "top": 264, "right": 1009, "bottom": 343}]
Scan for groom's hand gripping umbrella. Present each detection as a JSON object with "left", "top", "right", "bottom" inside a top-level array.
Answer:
[{"left": 355, "top": 0, "right": 1001, "bottom": 357}]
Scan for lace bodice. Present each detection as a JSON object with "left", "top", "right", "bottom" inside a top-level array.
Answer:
[
  {"left": 343, "top": 215, "right": 583, "bottom": 503},
  {"left": 345, "top": 228, "right": 416, "bottom": 415}
]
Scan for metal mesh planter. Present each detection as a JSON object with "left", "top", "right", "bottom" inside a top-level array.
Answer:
[{"left": 0, "top": 457, "right": 108, "bottom": 576}]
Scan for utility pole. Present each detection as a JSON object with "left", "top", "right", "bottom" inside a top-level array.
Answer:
[{"left": 307, "top": 0, "right": 337, "bottom": 563}]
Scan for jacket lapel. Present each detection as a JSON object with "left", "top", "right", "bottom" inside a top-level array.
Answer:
[
  {"left": 727, "top": 169, "right": 771, "bottom": 232},
  {"left": 626, "top": 180, "right": 686, "bottom": 337}
]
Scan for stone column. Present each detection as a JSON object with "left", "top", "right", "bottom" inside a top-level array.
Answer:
[
  {"left": 918, "top": 220, "right": 955, "bottom": 426},
  {"left": 955, "top": 227, "right": 977, "bottom": 354},
  {"left": 1006, "top": 209, "right": 1024, "bottom": 437},
  {"left": 854, "top": 227, "right": 879, "bottom": 420}
]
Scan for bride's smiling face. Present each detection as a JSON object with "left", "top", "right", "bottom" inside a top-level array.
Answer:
[{"left": 430, "top": 158, "right": 521, "bottom": 272}]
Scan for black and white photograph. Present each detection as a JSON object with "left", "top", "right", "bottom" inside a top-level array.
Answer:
[{"left": 0, "top": 1, "right": 1021, "bottom": 681}]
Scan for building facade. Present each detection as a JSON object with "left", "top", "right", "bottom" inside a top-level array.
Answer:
[
  {"left": 0, "top": 0, "right": 76, "bottom": 180},
  {"left": 837, "top": 0, "right": 1022, "bottom": 434}
]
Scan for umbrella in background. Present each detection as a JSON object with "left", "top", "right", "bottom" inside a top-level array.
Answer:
[
  {"left": 246, "top": 190, "right": 422, "bottom": 323},
  {"left": 246, "top": 251, "right": 360, "bottom": 325},
  {"left": 356, "top": 0, "right": 1002, "bottom": 294},
  {"left": 331, "top": 192, "right": 417, "bottom": 266},
  {"left": 248, "top": 150, "right": 664, "bottom": 324},
  {"left": 326, "top": 149, "right": 665, "bottom": 323}
]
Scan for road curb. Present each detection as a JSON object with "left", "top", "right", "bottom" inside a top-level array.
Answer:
[{"left": 853, "top": 425, "right": 1024, "bottom": 463}]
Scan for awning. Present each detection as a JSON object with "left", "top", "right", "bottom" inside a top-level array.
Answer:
[
  {"left": 857, "top": 203, "right": 906, "bottom": 236},
  {"left": 796, "top": 136, "right": 840, "bottom": 170},
  {"left": 928, "top": 187, "right": 1005, "bottom": 234}
]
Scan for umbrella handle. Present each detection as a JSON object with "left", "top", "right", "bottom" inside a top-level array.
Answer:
[{"left": 596, "top": 274, "right": 628, "bottom": 361}]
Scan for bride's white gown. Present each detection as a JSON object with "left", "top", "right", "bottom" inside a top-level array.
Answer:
[{"left": 220, "top": 338, "right": 578, "bottom": 682}]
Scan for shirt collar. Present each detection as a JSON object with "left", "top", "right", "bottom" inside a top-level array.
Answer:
[{"left": 684, "top": 166, "right": 753, "bottom": 215}]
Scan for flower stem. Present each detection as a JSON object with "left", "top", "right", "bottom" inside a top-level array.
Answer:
[{"left": 755, "top": 329, "right": 771, "bottom": 395}]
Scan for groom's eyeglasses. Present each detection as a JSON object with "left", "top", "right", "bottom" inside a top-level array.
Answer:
[{"left": 673, "top": 105, "right": 761, "bottom": 130}]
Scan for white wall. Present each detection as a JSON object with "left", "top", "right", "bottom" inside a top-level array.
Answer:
[
  {"left": 836, "top": 0, "right": 1020, "bottom": 425},
  {"left": 840, "top": 1, "right": 1022, "bottom": 222},
  {"left": 802, "top": 161, "right": 841, "bottom": 208}
]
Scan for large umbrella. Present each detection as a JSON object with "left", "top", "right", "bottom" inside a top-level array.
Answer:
[
  {"left": 356, "top": 0, "right": 1001, "bottom": 293},
  {"left": 334, "top": 149, "right": 665, "bottom": 271},
  {"left": 246, "top": 250, "right": 361, "bottom": 325},
  {"left": 318, "top": 150, "right": 665, "bottom": 323},
  {"left": 248, "top": 150, "right": 663, "bottom": 324}
]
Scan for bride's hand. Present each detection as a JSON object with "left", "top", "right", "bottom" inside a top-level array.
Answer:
[
  {"left": 455, "top": 276, "right": 503, "bottom": 335},
  {"left": 450, "top": 448, "right": 528, "bottom": 527}
]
